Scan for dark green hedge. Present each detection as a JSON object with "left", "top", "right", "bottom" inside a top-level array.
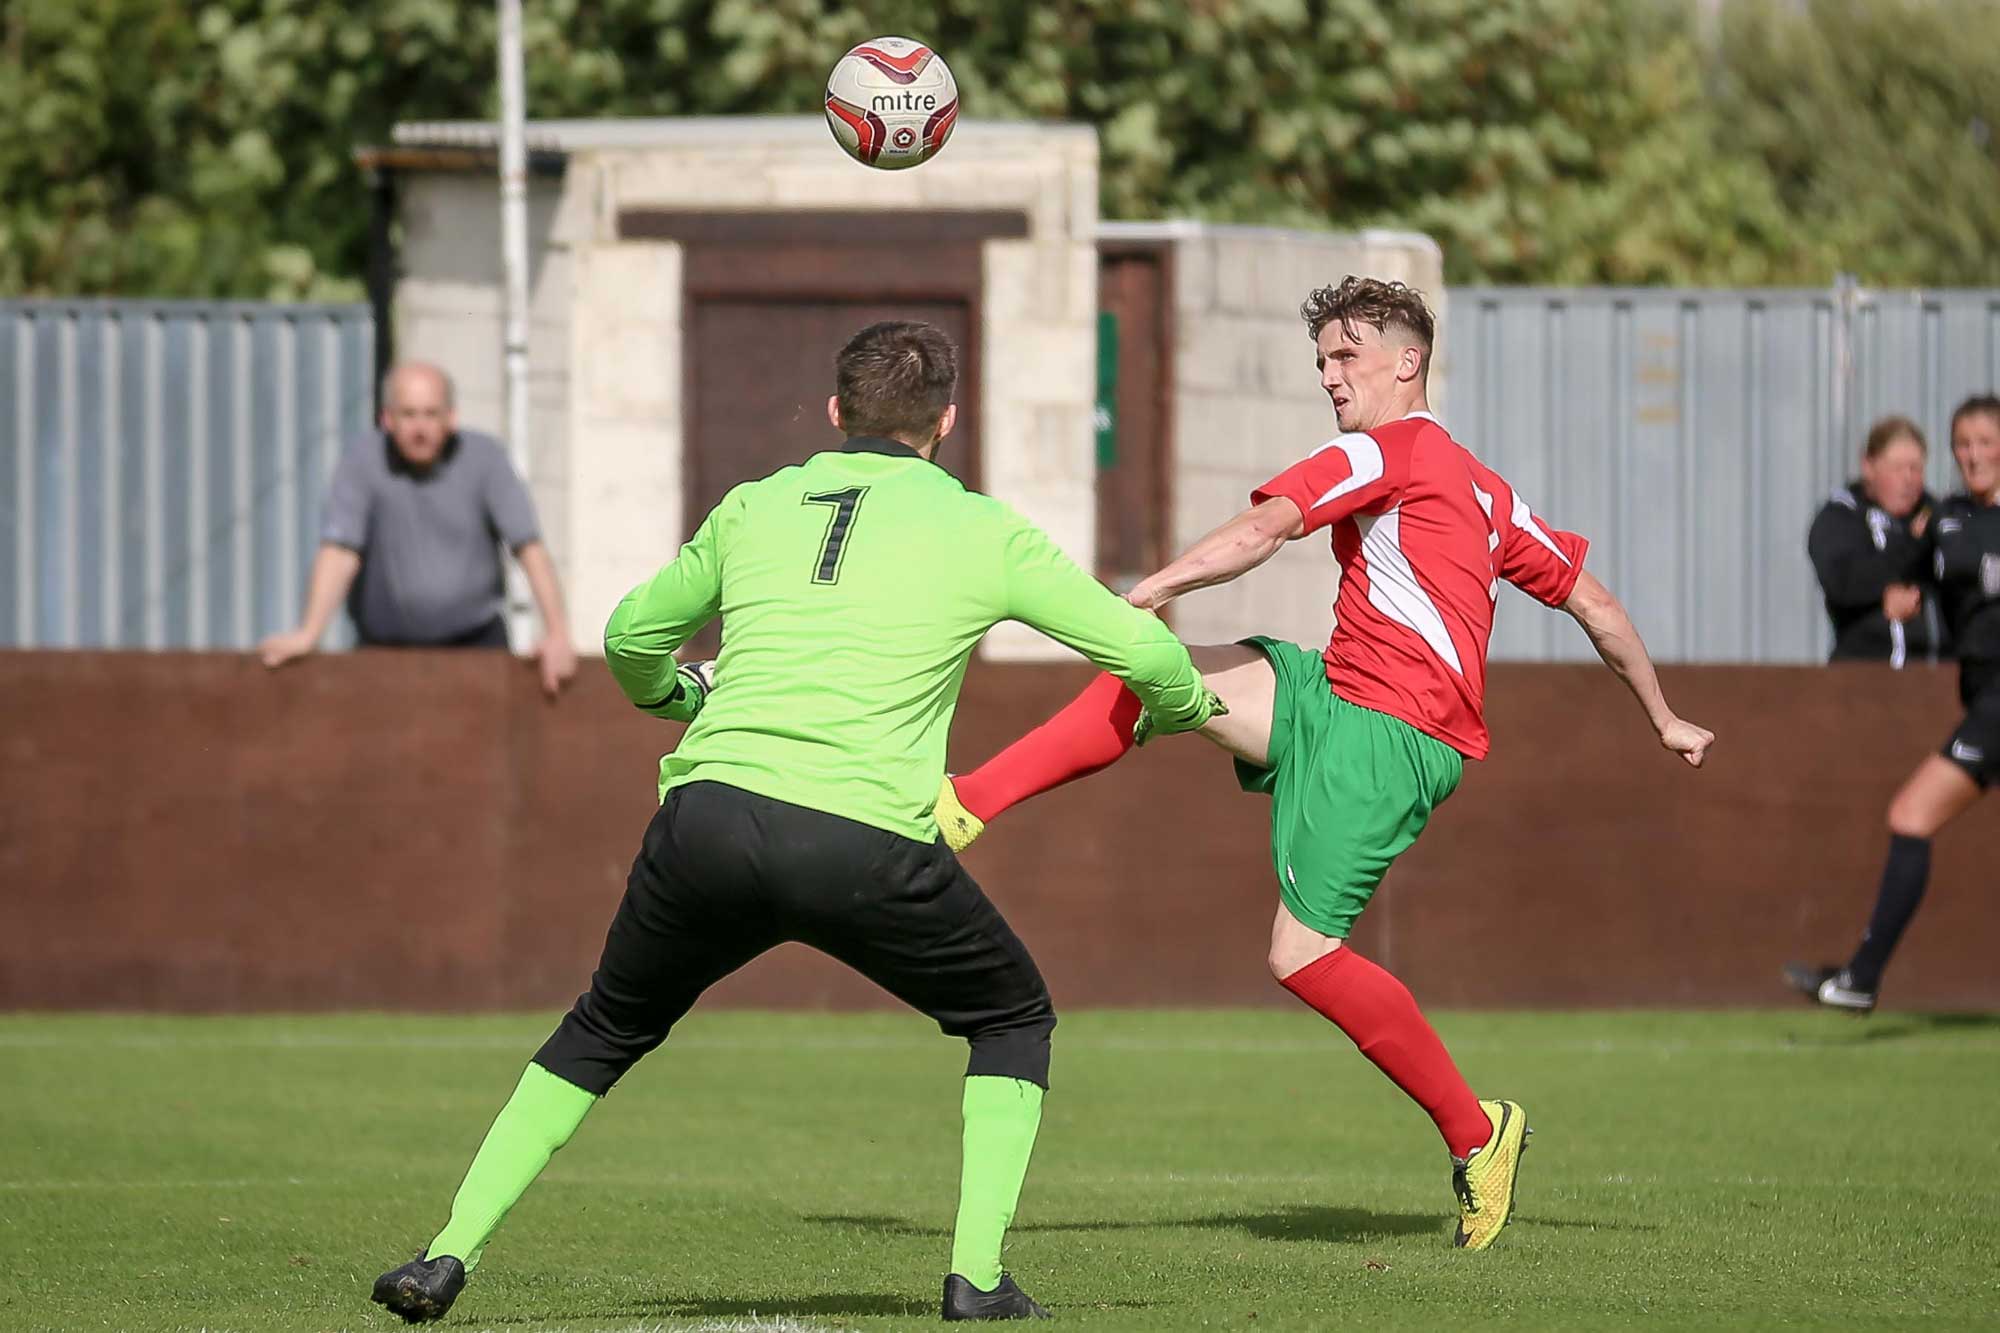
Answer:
[{"left": 2, "top": 0, "right": 1992, "bottom": 297}]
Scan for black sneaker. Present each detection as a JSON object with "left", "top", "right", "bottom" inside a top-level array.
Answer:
[
  {"left": 1782, "top": 962, "right": 1876, "bottom": 1013},
  {"left": 371, "top": 1254, "right": 466, "bottom": 1324},
  {"left": 942, "top": 1272, "right": 1050, "bottom": 1320}
]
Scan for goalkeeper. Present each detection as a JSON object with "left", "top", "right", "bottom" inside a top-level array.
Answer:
[{"left": 371, "top": 320, "right": 1220, "bottom": 1324}]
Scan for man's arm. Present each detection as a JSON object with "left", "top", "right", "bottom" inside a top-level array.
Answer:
[
  {"left": 1000, "top": 517, "right": 1219, "bottom": 738},
  {"left": 1562, "top": 570, "right": 1713, "bottom": 768},
  {"left": 602, "top": 507, "right": 726, "bottom": 720},
  {"left": 514, "top": 540, "right": 577, "bottom": 698},
  {"left": 258, "top": 544, "right": 362, "bottom": 668},
  {"left": 1126, "top": 497, "right": 1303, "bottom": 612},
  {"left": 263, "top": 440, "right": 370, "bottom": 667}
]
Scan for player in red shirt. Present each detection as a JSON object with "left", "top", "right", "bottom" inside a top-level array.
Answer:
[{"left": 937, "top": 277, "right": 1714, "bottom": 1250}]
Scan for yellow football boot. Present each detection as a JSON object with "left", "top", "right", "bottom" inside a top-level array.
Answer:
[
  {"left": 1451, "top": 1099, "right": 1532, "bottom": 1250},
  {"left": 935, "top": 775, "right": 985, "bottom": 853}
]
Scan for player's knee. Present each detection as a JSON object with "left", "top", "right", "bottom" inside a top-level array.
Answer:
[
  {"left": 531, "top": 995, "right": 666, "bottom": 1096},
  {"left": 964, "top": 1003, "right": 1056, "bottom": 1089},
  {"left": 1268, "top": 937, "right": 1337, "bottom": 984},
  {"left": 1885, "top": 781, "right": 1948, "bottom": 838},
  {"left": 1885, "top": 800, "right": 1937, "bottom": 840}
]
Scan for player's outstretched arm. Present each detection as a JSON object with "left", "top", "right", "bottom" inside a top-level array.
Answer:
[
  {"left": 603, "top": 506, "right": 727, "bottom": 720},
  {"left": 1561, "top": 570, "right": 1714, "bottom": 768},
  {"left": 1126, "top": 497, "right": 1304, "bottom": 612},
  {"left": 998, "top": 515, "right": 1220, "bottom": 738}
]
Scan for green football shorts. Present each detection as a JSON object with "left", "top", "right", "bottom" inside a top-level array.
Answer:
[{"left": 1233, "top": 636, "right": 1464, "bottom": 939}]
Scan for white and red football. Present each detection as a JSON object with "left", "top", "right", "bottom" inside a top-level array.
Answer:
[{"left": 824, "top": 36, "right": 960, "bottom": 170}]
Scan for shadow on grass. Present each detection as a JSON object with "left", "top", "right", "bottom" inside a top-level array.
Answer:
[
  {"left": 1781, "top": 1011, "right": 2000, "bottom": 1046},
  {"left": 1192, "top": 1205, "right": 1441, "bottom": 1243},
  {"left": 631, "top": 1291, "right": 932, "bottom": 1318},
  {"left": 611, "top": 1290, "right": 1157, "bottom": 1318},
  {"left": 807, "top": 1211, "right": 947, "bottom": 1236},
  {"left": 1857, "top": 1012, "right": 2000, "bottom": 1041},
  {"left": 1513, "top": 1213, "right": 1659, "bottom": 1232},
  {"left": 808, "top": 1204, "right": 1444, "bottom": 1244}
]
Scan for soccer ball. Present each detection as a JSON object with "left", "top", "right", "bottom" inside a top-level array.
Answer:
[{"left": 824, "top": 36, "right": 960, "bottom": 170}]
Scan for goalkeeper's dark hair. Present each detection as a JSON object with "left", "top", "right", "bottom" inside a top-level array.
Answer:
[
  {"left": 1951, "top": 393, "right": 2000, "bottom": 434},
  {"left": 835, "top": 321, "right": 958, "bottom": 443},
  {"left": 1300, "top": 276, "right": 1436, "bottom": 383}
]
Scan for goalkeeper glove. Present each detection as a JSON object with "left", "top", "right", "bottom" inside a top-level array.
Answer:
[
  {"left": 1133, "top": 687, "right": 1227, "bottom": 746},
  {"left": 639, "top": 659, "right": 715, "bottom": 722}
]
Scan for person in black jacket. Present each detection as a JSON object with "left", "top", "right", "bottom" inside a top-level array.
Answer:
[
  {"left": 1807, "top": 415, "right": 1947, "bottom": 665},
  {"left": 1788, "top": 395, "right": 2000, "bottom": 1011}
]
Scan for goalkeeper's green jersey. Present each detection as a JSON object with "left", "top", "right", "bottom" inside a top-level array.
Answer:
[{"left": 603, "top": 436, "right": 1207, "bottom": 842}]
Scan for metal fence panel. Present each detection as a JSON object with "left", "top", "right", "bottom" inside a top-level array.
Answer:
[
  {"left": 7, "top": 289, "right": 1998, "bottom": 662},
  {"left": 0, "top": 301, "right": 372, "bottom": 650},
  {"left": 1448, "top": 286, "right": 2000, "bottom": 663}
]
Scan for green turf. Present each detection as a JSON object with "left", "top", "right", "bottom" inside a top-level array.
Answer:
[{"left": 3, "top": 1008, "right": 1996, "bottom": 1332}]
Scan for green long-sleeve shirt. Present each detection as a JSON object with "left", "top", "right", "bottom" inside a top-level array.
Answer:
[{"left": 603, "top": 436, "right": 1208, "bottom": 842}]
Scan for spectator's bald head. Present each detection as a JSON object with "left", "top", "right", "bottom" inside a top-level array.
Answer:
[{"left": 380, "top": 362, "right": 457, "bottom": 468}]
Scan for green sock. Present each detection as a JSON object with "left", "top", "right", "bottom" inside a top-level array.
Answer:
[
  {"left": 949, "top": 1075, "right": 1045, "bottom": 1290},
  {"left": 425, "top": 1062, "right": 597, "bottom": 1273}
]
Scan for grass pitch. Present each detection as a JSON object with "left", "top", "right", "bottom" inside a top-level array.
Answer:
[{"left": 3, "top": 1008, "right": 1996, "bottom": 1332}]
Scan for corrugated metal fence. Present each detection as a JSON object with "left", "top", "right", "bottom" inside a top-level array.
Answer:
[
  {"left": 5, "top": 287, "right": 1998, "bottom": 660},
  {"left": 1, "top": 301, "right": 373, "bottom": 649},
  {"left": 1449, "top": 284, "right": 2000, "bottom": 663}
]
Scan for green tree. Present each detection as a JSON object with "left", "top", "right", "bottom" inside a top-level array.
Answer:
[
  {"left": 0, "top": 0, "right": 1991, "bottom": 297},
  {"left": 1711, "top": 0, "right": 2000, "bottom": 286}
]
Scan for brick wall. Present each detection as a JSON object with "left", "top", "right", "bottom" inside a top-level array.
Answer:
[{"left": 5, "top": 652, "right": 1993, "bottom": 1012}]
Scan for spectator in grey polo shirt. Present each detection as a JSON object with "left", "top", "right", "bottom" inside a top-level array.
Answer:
[{"left": 258, "top": 361, "right": 579, "bottom": 697}]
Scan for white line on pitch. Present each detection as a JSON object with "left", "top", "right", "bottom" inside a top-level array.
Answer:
[{"left": 0, "top": 1032, "right": 1993, "bottom": 1056}]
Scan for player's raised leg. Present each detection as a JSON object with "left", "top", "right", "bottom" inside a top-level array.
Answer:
[
  {"left": 938, "top": 644, "right": 1274, "bottom": 851},
  {"left": 373, "top": 790, "right": 776, "bottom": 1323}
]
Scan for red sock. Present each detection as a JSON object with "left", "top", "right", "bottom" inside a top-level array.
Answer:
[
  {"left": 954, "top": 672, "right": 1144, "bottom": 821},
  {"left": 1280, "top": 947, "right": 1491, "bottom": 1159}
]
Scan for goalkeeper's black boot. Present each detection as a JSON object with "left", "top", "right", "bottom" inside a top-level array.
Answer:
[
  {"left": 372, "top": 1254, "right": 467, "bottom": 1323},
  {"left": 942, "top": 1272, "right": 1050, "bottom": 1320}
]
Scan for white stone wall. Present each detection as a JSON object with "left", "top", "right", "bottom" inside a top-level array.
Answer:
[
  {"left": 566, "top": 242, "right": 683, "bottom": 645},
  {"left": 589, "top": 121, "right": 1102, "bottom": 662},
  {"left": 1111, "top": 223, "right": 1446, "bottom": 650},
  {"left": 393, "top": 118, "right": 1101, "bottom": 659},
  {"left": 389, "top": 123, "right": 1448, "bottom": 663},
  {"left": 394, "top": 167, "right": 589, "bottom": 639}
]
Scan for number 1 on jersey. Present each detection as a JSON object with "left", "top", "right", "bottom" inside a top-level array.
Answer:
[{"left": 803, "top": 486, "right": 868, "bottom": 584}]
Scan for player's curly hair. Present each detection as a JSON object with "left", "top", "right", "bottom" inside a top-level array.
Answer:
[
  {"left": 1300, "top": 277, "right": 1437, "bottom": 381},
  {"left": 836, "top": 320, "right": 958, "bottom": 443}
]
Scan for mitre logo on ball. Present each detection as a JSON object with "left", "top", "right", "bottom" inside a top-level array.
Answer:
[{"left": 824, "top": 36, "right": 960, "bottom": 170}]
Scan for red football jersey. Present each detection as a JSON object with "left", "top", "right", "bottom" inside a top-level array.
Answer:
[{"left": 1251, "top": 413, "right": 1588, "bottom": 760}]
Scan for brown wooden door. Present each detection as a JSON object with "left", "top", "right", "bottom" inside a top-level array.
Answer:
[
  {"left": 618, "top": 209, "right": 1026, "bottom": 655},
  {"left": 1096, "top": 247, "right": 1173, "bottom": 589},
  {"left": 682, "top": 297, "right": 977, "bottom": 653},
  {"left": 686, "top": 297, "right": 977, "bottom": 534}
]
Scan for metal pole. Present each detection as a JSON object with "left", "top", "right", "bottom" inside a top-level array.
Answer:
[
  {"left": 498, "top": 0, "right": 533, "bottom": 646},
  {"left": 365, "top": 165, "right": 396, "bottom": 417}
]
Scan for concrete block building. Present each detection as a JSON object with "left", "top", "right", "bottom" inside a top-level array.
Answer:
[{"left": 366, "top": 118, "right": 1442, "bottom": 656}]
